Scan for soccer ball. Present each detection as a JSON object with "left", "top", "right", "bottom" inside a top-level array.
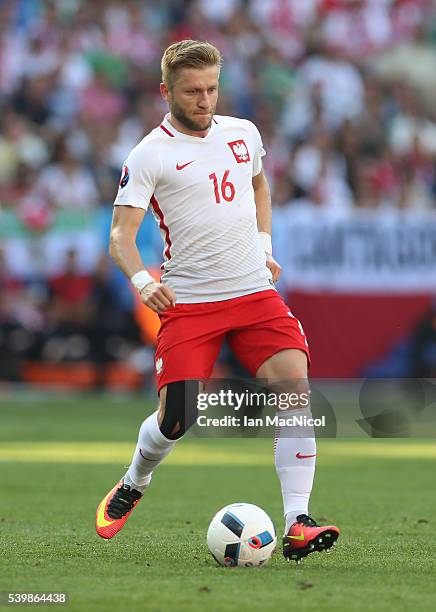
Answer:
[{"left": 207, "top": 503, "right": 277, "bottom": 567}]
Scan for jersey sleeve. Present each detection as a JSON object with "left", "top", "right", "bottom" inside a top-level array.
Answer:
[
  {"left": 250, "top": 122, "right": 266, "bottom": 177},
  {"left": 113, "top": 143, "right": 159, "bottom": 210}
]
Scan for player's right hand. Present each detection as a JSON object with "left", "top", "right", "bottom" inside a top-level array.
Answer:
[{"left": 140, "top": 282, "right": 177, "bottom": 313}]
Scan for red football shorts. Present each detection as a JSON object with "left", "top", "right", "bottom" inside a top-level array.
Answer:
[{"left": 154, "top": 289, "right": 310, "bottom": 392}]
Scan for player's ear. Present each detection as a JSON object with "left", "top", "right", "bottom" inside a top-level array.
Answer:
[{"left": 160, "top": 82, "right": 169, "bottom": 101}]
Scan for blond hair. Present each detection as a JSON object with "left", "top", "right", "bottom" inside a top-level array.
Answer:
[{"left": 161, "top": 40, "right": 222, "bottom": 88}]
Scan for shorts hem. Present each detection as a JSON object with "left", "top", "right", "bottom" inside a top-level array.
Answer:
[{"left": 156, "top": 375, "right": 206, "bottom": 394}]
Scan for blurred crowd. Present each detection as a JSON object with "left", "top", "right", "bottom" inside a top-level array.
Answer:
[
  {"left": 1, "top": 0, "right": 436, "bottom": 217},
  {"left": 1, "top": 0, "right": 436, "bottom": 383}
]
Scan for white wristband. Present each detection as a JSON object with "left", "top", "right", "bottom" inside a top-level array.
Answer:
[
  {"left": 131, "top": 270, "right": 155, "bottom": 293},
  {"left": 258, "top": 232, "right": 272, "bottom": 256}
]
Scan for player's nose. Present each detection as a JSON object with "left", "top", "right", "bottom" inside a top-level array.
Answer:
[{"left": 197, "top": 91, "right": 210, "bottom": 108}]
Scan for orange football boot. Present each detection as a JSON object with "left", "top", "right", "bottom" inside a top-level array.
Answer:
[
  {"left": 283, "top": 514, "right": 340, "bottom": 563},
  {"left": 96, "top": 481, "right": 142, "bottom": 540}
]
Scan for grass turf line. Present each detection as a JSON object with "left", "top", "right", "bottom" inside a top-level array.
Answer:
[{"left": 0, "top": 397, "right": 435, "bottom": 612}]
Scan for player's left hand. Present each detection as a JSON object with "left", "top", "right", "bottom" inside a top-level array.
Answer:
[{"left": 266, "top": 254, "right": 281, "bottom": 283}]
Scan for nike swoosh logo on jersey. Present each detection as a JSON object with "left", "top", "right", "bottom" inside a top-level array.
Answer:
[
  {"left": 176, "top": 161, "right": 195, "bottom": 170},
  {"left": 296, "top": 452, "right": 317, "bottom": 459},
  {"left": 287, "top": 527, "right": 305, "bottom": 540}
]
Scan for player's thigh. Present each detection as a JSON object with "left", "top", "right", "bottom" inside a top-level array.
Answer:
[
  {"left": 256, "top": 348, "right": 310, "bottom": 409},
  {"left": 256, "top": 348, "right": 308, "bottom": 380}
]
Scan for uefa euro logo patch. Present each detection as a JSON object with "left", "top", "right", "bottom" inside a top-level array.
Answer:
[
  {"left": 119, "top": 164, "right": 130, "bottom": 188},
  {"left": 228, "top": 139, "right": 250, "bottom": 163}
]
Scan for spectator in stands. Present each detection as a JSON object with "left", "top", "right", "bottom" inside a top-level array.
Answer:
[
  {"left": 291, "top": 130, "right": 353, "bottom": 210},
  {"left": 35, "top": 136, "right": 99, "bottom": 210},
  {"left": 48, "top": 248, "right": 94, "bottom": 326},
  {"left": 289, "top": 38, "right": 365, "bottom": 131}
]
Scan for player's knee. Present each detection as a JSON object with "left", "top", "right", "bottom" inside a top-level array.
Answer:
[
  {"left": 267, "top": 376, "right": 310, "bottom": 411},
  {"left": 158, "top": 381, "right": 199, "bottom": 440}
]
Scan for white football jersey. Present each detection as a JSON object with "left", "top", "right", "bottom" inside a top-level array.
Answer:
[{"left": 114, "top": 114, "right": 273, "bottom": 303}]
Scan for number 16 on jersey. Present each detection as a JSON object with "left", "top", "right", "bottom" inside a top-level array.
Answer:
[{"left": 209, "top": 170, "right": 235, "bottom": 203}]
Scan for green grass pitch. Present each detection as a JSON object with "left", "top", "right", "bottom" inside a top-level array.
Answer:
[{"left": 0, "top": 394, "right": 435, "bottom": 612}]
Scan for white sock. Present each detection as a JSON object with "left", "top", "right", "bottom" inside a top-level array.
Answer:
[
  {"left": 123, "top": 411, "right": 176, "bottom": 493},
  {"left": 273, "top": 407, "right": 316, "bottom": 533}
]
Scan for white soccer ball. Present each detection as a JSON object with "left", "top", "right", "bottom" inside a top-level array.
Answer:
[{"left": 207, "top": 503, "right": 277, "bottom": 567}]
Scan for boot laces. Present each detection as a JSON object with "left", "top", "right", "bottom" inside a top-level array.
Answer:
[{"left": 107, "top": 484, "right": 142, "bottom": 519}]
